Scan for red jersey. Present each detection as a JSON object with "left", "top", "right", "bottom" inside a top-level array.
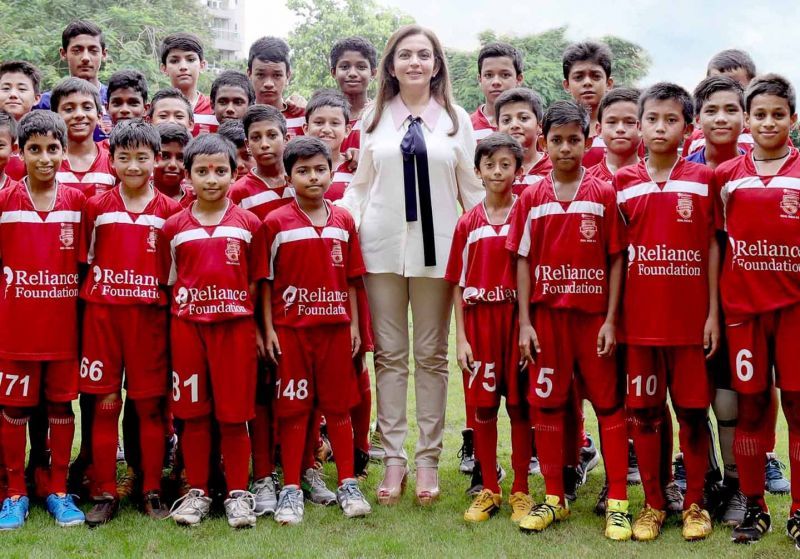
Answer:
[
  {"left": 57, "top": 145, "right": 116, "bottom": 198},
  {"left": 80, "top": 187, "right": 182, "bottom": 306},
  {"left": 470, "top": 106, "right": 496, "bottom": 143},
  {"left": 283, "top": 104, "right": 305, "bottom": 139},
  {"left": 0, "top": 175, "right": 17, "bottom": 191},
  {"left": 586, "top": 159, "right": 615, "bottom": 183},
  {"left": 0, "top": 181, "right": 85, "bottom": 360},
  {"left": 715, "top": 149, "right": 800, "bottom": 321},
  {"left": 445, "top": 200, "right": 517, "bottom": 306},
  {"left": 326, "top": 161, "right": 353, "bottom": 201},
  {"left": 584, "top": 136, "right": 646, "bottom": 168},
  {"left": 164, "top": 202, "right": 268, "bottom": 323},
  {"left": 5, "top": 153, "right": 25, "bottom": 181},
  {"left": 265, "top": 200, "right": 365, "bottom": 328},
  {"left": 229, "top": 170, "right": 294, "bottom": 221},
  {"left": 683, "top": 128, "right": 752, "bottom": 157},
  {"left": 192, "top": 93, "right": 219, "bottom": 137},
  {"left": 615, "top": 158, "right": 715, "bottom": 345},
  {"left": 512, "top": 154, "right": 552, "bottom": 195},
  {"left": 341, "top": 119, "right": 361, "bottom": 153},
  {"left": 507, "top": 174, "right": 624, "bottom": 314}
]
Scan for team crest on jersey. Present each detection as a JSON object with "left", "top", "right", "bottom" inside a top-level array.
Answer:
[
  {"left": 147, "top": 226, "right": 158, "bottom": 253},
  {"left": 59, "top": 223, "right": 74, "bottom": 250},
  {"left": 330, "top": 240, "right": 344, "bottom": 267},
  {"left": 780, "top": 189, "right": 799, "bottom": 218},
  {"left": 676, "top": 193, "right": 694, "bottom": 221},
  {"left": 579, "top": 215, "right": 597, "bottom": 241},
  {"left": 225, "top": 237, "right": 241, "bottom": 265}
]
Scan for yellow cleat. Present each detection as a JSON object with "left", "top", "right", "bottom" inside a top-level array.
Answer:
[
  {"left": 605, "top": 499, "right": 633, "bottom": 541},
  {"left": 509, "top": 492, "right": 534, "bottom": 524},
  {"left": 632, "top": 505, "right": 666, "bottom": 541},
  {"left": 519, "top": 494, "right": 569, "bottom": 532},
  {"left": 464, "top": 489, "right": 502, "bottom": 523},
  {"left": 682, "top": 503, "right": 712, "bottom": 541}
]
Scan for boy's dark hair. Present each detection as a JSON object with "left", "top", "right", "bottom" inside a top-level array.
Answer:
[
  {"left": 305, "top": 89, "right": 351, "bottom": 123},
  {"left": 330, "top": 36, "right": 378, "bottom": 71},
  {"left": 597, "top": 87, "right": 641, "bottom": 122},
  {"left": 283, "top": 136, "right": 332, "bottom": 175},
  {"left": 0, "top": 61, "right": 42, "bottom": 95},
  {"left": 639, "top": 82, "right": 694, "bottom": 124},
  {"left": 248, "top": 36, "right": 291, "bottom": 73},
  {"left": 745, "top": 73, "right": 797, "bottom": 115},
  {"left": 156, "top": 122, "right": 191, "bottom": 148},
  {"left": 693, "top": 76, "right": 744, "bottom": 114},
  {"left": 148, "top": 88, "right": 193, "bottom": 120},
  {"left": 494, "top": 87, "right": 544, "bottom": 122},
  {"left": 477, "top": 42, "right": 523, "bottom": 76},
  {"left": 18, "top": 111, "right": 67, "bottom": 150},
  {"left": 542, "top": 100, "right": 590, "bottom": 139},
  {"left": 218, "top": 119, "right": 247, "bottom": 149},
  {"left": 160, "top": 32, "right": 204, "bottom": 65},
  {"left": 210, "top": 70, "right": 255, "bottom": 105},
  {"left": 50, "top": 77, "right": 102, "bottom": 114},
  {"left": 184, "top": 133, "right": 237, "bottom": 174},
  {"left": 562, "top": 41, "right": 613, "bottom": 80},
  {"left": 474, "top": 132, "right": 523, "bottom": 170},
  {"left": 108, "top": 70, "right": 149, "bottom": 103},
  {"left": 242, "top": 104, "right": 287, "bottom": 137},
  {"left": 707, "top": 49, "right": 757, "bottom": 82},
  {"left": 109, "top": 119, "right": 160, "bottom": 157},
  {"left": 0, "top": 110, "right": 18, "bottom": 141},
  {"left": 61, "top": 19, "right": 105, "bottom": 50}
]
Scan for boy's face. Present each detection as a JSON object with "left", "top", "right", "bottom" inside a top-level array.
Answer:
[
  {"left": 545, "top": 122, "right": 589, "bottom": 173},
  {"left": 56, "top": 92, "right": 99, "bottom": 143},
  {"left": 235, "top": 145, "right": 254, "bottom": 180},
  {"left": 22, "top": 132, "right": 64, "bottom": 184},
  {"left": 154, "top": 141, "right": 185, "bottom": 189},
  {"left": 331, "top": 50, "right": 375, "bottom": 98},
  {"left": 0, "top": 72, "right": 40, "bottom": 121},
  {"left": 249, "top": 59, "right": 289, "bottom": 106},
  {"left": 287, "top": 153, "right": 332, "bottom": 201},
  {"left": 108, "top": 87, "right": 147, "bottom": 125},
  {"left": 190, "top": 152, "right": 233, "bottom": 202},
  {"left": 709, "top": 67, "right": 751, "bottom": 89},
  {"left": 213, "top": 85, "right": 250, "bottom": 124},
  {"left": 150, "top": 99, "right": 193, "bottom": 131},
  {"left": 640, "top": 98, "right": 691, "bottom": 155},
  {"left": 478, "top": 56, "right": 522, "bottom": 107},
  {"left": 476, "top": 147, "right": 519, "bottom": 195},
  {"left": 113, "top": 145, "right": 156, "bottom": 190},
  {"left": 746, "top": 94, "right": 798, "bottom": 152},
  {"left": 598, "top": 101, "right": 641, "bottom": 157},
  {"left": 246, "top": 120, "right": 286, "bottom": 171},
  {"left": 0, "top": 128, "right": 16, "bottom": 172},
  {"left": 697, "top": 90, "right": 744, "bottom": 147},
  {"left": 303, "top": 106, "right": 350, "bottom": 155},
  {"left": 497, "top": 101, "right": 540, "bottom": 150},
  {"left": 60, "top": 34, "right": 106, "bottom": 81},
  {"left": 161, "top": 49, "right": 206, "bottom": 91},
  {"left": 563, "top": 61, "right": 612, "bottom": 113}
]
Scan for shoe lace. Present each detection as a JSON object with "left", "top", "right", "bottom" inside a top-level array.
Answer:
[
  {"left": 339, "top": 482, "right": 363, "bottom": 503},
  {"left": 252, "top": 476, "right": 275, "bottom": 494},
  {"left": 665, "top": 482, "right": 683, "bottom": 503},
  {"left": 607, "top": 510, "right": 630, "bottom": 529},
  {"left": 528, "top": 502, "right": 556, "bottom": 523},
  {"left": 228, "top": 491, "right": 256, "bottom": 516},
  {"left": 169, "top": 490, "right": 204, "bottom": 519},
  {"left": 306, "top": 468, "right": 328, "bottom": 490},
  {"left": 638, "top": 507, "right": 662, "bottom": 529},
  {"left": 766, "top": 456, "right": 787, "bottom": 481},
  {"left": 279, "top": 489, "right": 303, "bottom": 516}
]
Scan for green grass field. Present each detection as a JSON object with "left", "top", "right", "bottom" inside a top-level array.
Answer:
[{"left": 2, "top": 326, "right": 795, "bottom": 558}]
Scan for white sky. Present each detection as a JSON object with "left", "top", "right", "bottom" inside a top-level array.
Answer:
[{"left": 243, "top": 0, "right": 800, "bottom": 92}]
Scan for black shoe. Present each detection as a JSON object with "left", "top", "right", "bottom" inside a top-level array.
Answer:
[
  {"left": 466, "top": 460, "right": 483, "bottom": 496},
  {"left": 86, "top": 493, "right": 120, "bottom": 527},
  {"left": 563, "top": 466, "right": 580, "bottom": 503},
  {"left": 354, "top": 447, "right": 369, "bottom": 481},
  {"left": 731, "top": 505, "right": 771, "bottom": 544},
  {"left": 626, "top": 440, "right": 641, "bottom": 485},
  {"left": 458, "top": 429, "right": 475, "bottom": 474},
  {"left": 788, "top": 510, "right": 800, "bottom": 550},
  {"left": 67, "top": 457, "right": 91, "bottom": 500},
  {"left": 664, "top": 481, "right": 684, "bottom": 515},
  {"left": 594, "top": 481, "right": 608, "bottom": 516}
]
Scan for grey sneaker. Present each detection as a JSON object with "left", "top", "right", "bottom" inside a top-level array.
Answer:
[
  {"left": 302, "top": 467, "right": 336, "bottom": 506},
  {"left": 765, "top": 453, "right": 790, "bottom": 494},
  {"left": 722, "top": 489, "right": 746, "bottom": 526},
  {"left": 275, "top": 485, "right": 304, "bottom": 525},
  {"left": 169, "top": 488, "right": 212, "bottom": 526},
  {"left": 224, "top": 490, "right": 256, "bottom": 528},
  {"left": 665, "top": 481, "right": 684, "bottom": 515},
  {"left": 337, "top": 479, "right": 372, "bottom": 518},
  {"left": 250, "top": 476, "right": 278, "bottom": 516},
  {"left": 458, "top": 429, "right": 476, "bottom": 474}
]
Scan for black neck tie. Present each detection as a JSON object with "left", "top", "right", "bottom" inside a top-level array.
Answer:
[{"left": 400, "top": 116, "right": 436, "bottom": 267}]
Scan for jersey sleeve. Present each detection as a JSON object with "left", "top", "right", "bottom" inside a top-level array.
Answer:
[
  {"left": 346, "top": 217, "right": 367, "bottom": 280},
  {"left": 612, "top": 173, "right": 629, "bottom": 224},
  {"left": 248, "top": 220, "right": 269, "bottom": 283},
  {"left": 604, "top": 188, "right": 626, "bottom": 255},
  {"left": 506, "top": 190, "right": 531, "bottom": 256},
  {"left": 79, "top": 199, "right": 97, "bottom": 264},
  {"left": 263, "top": 216, "right": 278, "bottom": 281},
  {"left": 163, "top": 217, "right": 179, "bottom": 286},
  {"left": 712, "top": 167, "right": 727, "bottom": 231},
  {"left": 444, "top": 217, "right": 468, "bottom": 285}
]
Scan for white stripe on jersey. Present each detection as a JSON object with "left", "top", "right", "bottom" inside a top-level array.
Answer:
[
  {"left": 285, "top": 117, "right": 305, "bottom": 130},
  {"left": 725, "top": 175, "right": 800, "bottom": 193},
  {"left": 94, "top": 212, "right": 166, "bottom": 229},
  {"left": 267, "top": 226, "right": 349, "bottom": 280},
  {"left": 240, "top": 188, "right": 294, "bottom": 210},
  {"left": 522, "top": 174, "right": 546, "bottom": 185},
  {"left": 171, "top": 226, "right": 253, "bottom": 248},
  {"left": 473, "top": 128, "right": 494, "bottom": 141},
  {"left": 56, "top": 171, "right": 115, "bottom": 185},
  {"left": 617, "top": 180, "right": 708, "bottom": 203},
  {"left": 592, "top": 136, "right": 606, "bottom": 148},
  {"left": 193, "top": 113, "right": 219, "bottom": 126},
  {"left": 517, "top": 201, "right": 604, "bottom": 257},
  {"left": 332, "top": 172, "right": 354, "bottom": 183},
  {"left": 0, "top": 210, "right": 82, "bottom": 224},
  {"left": 689, "top": 132, "right": 755, "bottom": 154}
]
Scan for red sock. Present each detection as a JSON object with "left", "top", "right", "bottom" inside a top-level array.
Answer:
[
  {"left": 134, "top": 398, "right": 165, "bottom": 493},
  {"left": 508, "top": 407, "right": 532, "bottom": 495},
  {"left": 326, "top": 413, "right": 355, "bottom": 483},
  {"left": 734, "top": 428, "right": 767, "bottom": 509},
  {"left": 48, "top": 413, "right": 75, "bottom": 495},
  {"left": 182, "top": 416, "right": 211, "bottom": 493},
  {"left": 678, "top": 414, "right": 710, "bottom": 508},
  {"left": 790, "top": 432, "right": 800, "bottom": 515},
  {"left": 630, "top": 413, "right": 666, "bottom": 510},
  {"left": 303, "top": 412, "right": 322, "bottom": 471},
  {"left": 765, "top": 388, "right": 779, "bottom": 451},
  {"left": 535, "top": 408, "right": 565, "bottom": 502},
  {"left": 598, "top": 409, "right": 628, "bottom": 501},
  {"left": 351, "top": 385, "right": 372, "bottom": 453},
  {"left": 92, "top": 400, "right": 122, "bottom": 496},
  {"left": 219, "top": 422, "right": 250, "bottom": 493},
  {"left": 250, "top": 402, "right": 274, "bottom": 480},
  {"left": 475, "top": 408, "right": 500, "bottom": 493},
  {"left": 1, "top": 412, "right": 28, "bottom": 497},
  {"left": 278, "top": 413, "right": 309, "bottom": 486},
  {"left": 660, "top": 405, "right": 674, "bottom": 483}
]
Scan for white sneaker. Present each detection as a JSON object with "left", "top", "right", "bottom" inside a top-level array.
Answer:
[
  {"left": 337, "top": 479, "right": 371, "bottom": 518},
  {"left": 224, "top": 490, "right": 257, "bottom": 528},
  {"left": 250, "top": 476, "right": 278, "bottom": 516},
  {"left": 302, "top": 467, "right": 336, "bottom": 506},
  {"left": 275, "top": 485, "right": 304, "bottom": 525},
  {"left": 170, "top": 488, "right": 212, "bottom": 526}
]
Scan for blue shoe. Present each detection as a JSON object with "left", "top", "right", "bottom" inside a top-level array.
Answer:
[
  {"left": 0, "top": 496, "right": 29, "bottom": 530},
  {"left": 46, "top": 493, "right": 85, "bottom": 527},
  {"left": 765, "top": 453, "right": 790, "bottom": 495}
]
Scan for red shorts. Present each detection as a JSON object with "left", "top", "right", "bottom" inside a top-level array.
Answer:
[
  {"left": 170, "top": 317, "right": 257, "bottom": 423},
  {"left": 625, "top": 345, "right": 710, "bottom": 409},
  {"left": 274, "top": 324, "right": 359, "bottom": 418},
  {"left": 727, "top": 303, "right": 800, "bottom": 394},
  {"left": 529, "top": 308, "right": 620, "bottom": 410},
  {"left": 462, "top": 303, "right": 525, "bottom": 407},
  {"left": 80, "top": 303, "right": 169, "bottom": 399},
  {"left": 0, "top": 359, "right": 78, "bottom": 406}
]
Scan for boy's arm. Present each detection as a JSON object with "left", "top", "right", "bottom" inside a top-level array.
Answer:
[
  {"left": 516, "top": 255, "right": 539, "bottom": 364},
  {"left": 260, "top": 280, "right": 281, "bottom": 364},
  {"left": 452, "top": 286, "right": 473, "bottom": 371},
  {"left": 705, "top": 235, "right": 721, "bottom": 359},
  {"left": 598, "top": 252, "right": 622, "bottom": 356},
  {"left": 348, "top": 284, "right": 360, "bottom": 358}
]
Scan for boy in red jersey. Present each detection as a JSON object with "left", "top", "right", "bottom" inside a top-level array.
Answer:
[
  {"left": 0, "top": 111, "right": 17, "bottom": 191},
  {"left": 149, "top": 88, "right": 195, "bottom": 132},
  {"left": 329, "top": 37, "right": 377, "bottom": 152},
  {"left": 304, "top": 90, "right": 353, "bottom": 200},
  {"left": 218, "top": 120, "right": 254, "bottom": 181},
  {"left": 615, "top": 83, "right": 719, "bottom": 542},
  {"left": 106, "top": 70, "right": 148, "bottom": 127},
  {"left": 79, "top": 121, "right": 181, "bottom": 525},
  {"left": 160, "top": 33, "right": 215, "bottom": 136},
  {"left": 165, "top": 134, "right": 266, "bottom": 528},
  {"left": 247, "top": 37, "right": 305, "bottom": 138},
  {"left": 154, "top": 123, "right": 193, "bottom": 206},
  {"left": 0, "top": 62, "right": 42, "bottom": 181},
  {"left": 508, "top": 101, "right": 631, "bottom": 540},
  {"left": 714, "top": 74, "right": 800, "bottom": 547},
  {"left": 496, "top": 88, "right": 551, "bottom": 195},
  {"left": 448, "top": 133, "right": 531, "bottom": 524},
  {"left": 472, "top": 43, "right": 524, "bottom": 143},
  {"left": 588, "top": 88, "right": 642, "bottom": 182},
  {"left": 262, "top": 137, "right": 371, "bottom": 524},
  {"left": 211, "top": 70, "right": 254, "bottom": 127},
  {"left": 0, "top": 111, "right": 85, "bottom": 530}
]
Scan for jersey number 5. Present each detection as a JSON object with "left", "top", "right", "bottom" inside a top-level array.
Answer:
[{"left": 467, "top": 361, "right": 496, "bottom": 392}]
